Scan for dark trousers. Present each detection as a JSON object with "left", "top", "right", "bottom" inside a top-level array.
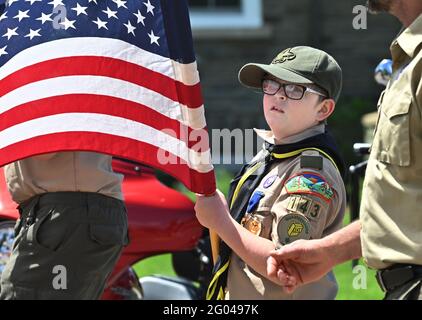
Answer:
[
  {"left": 0, "top": 192, "right": 129, "bottom": 300},
  {"left": 384, "top": 280, "right": 422, "bottom": 300}
]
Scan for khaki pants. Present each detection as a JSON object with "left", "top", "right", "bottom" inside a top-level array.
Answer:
[{"left": 0, "top": 192, "right": 129, "bottom": 300}]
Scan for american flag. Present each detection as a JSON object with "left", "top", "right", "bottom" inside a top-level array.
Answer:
[{"left": 0, "top": 0, "right": 216, "bottom": 194}]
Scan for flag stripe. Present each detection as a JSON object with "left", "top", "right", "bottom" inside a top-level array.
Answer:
[
  {"left": 0, "top": 56, "right": 203, "bottom": 109},
  {"left": 0, "top": 1, "right": 216, "bottom": 195},
  {"left": 0, "top": 75, "right": 207, "bottom": 130},
  {"left": 0, "top": 37, "right": 200, "bottom": 86},
  {"left": 0, "top": 112, "right": 213, "bottom": 173},
  {"left": 0, "top": 94, "right": 209, "bottom": 149},
  {"left": 0, "top": 132, "right": 216, "bottom": 195}
]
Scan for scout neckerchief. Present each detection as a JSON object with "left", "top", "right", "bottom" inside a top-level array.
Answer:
[{"left": 206, "top": 129, "right": 345, "bottom": 300}]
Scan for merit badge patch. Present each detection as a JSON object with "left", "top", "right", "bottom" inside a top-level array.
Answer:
[
  {"left": 284, "top": 172, "right": 334, "bottom": 202},
  {"left": 263, "top": 175, "right": 277, "bottom": 188},
  {"left": 286, "top": 195, "right": 324, "bottom": 219},
  {"left": 277, "top": 214, "right": 311, "bottom": 244}
]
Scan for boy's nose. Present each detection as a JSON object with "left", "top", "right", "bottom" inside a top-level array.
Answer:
[{"left": 275, "top": 90, "right": 287, "bottom": 100}]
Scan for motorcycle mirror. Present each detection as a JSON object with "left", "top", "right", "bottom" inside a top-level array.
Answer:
[{"left": 374, "top": 59, "right": 392, "bottom": 87}]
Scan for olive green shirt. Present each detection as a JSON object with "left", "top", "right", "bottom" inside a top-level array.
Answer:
[
  {"left": 226, "top": 125, "right": 346, "bottom": 299},
  {"left": 4, "top": 152, "right": 124, "bottom": 204},
  {"left": 361, "top": 13, "right": 422, "bottom": 270}
]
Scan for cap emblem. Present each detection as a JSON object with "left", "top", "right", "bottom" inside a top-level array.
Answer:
[{"left": 272, "top": 48, "right": 296, "bottom": 64}]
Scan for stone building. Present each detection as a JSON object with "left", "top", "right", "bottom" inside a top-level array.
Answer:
[{"left": 189, "top": 0, "right": 401, "bottom": 166}]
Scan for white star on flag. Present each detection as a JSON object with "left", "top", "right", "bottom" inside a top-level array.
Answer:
[
  {"left": 148, "top": 30, "right": 159, "bottom": 46},
  {"left": 124, "top": 21, "right": 136, "bottom": 36},
  {"left": 112, "top": 0, "right": 127, "bottom": 9},
  {"left": 14, "top": 10, "right": 30, "bottom": 22},
  {"left": 92, "top": 17, "right": 108, "bottom": 30},
  {"left": 0, "top": 0, "right": 216, "bottom": 196},
  {"left": 7, "top": 0, "right": 19, "bottom": 6},
  {"left": 36, "top": 12, "right": 53, "bottom": 24},
  {"left": 103, "top": 7, "right": 118, "bottom": 19},
  {"left": 0, "top": 12, "right": 7, "bottom": 22},
  {"left": 72, "top": 3, "right": 88, "bottom": 16},
  {"left": 2, "top": 27, "right": 19, "bottom": 40},
  {"left": 25, "top": 28, "right": 42, "bottom": 40},
  {"left": 134, "top": 10, "right": 146, "bottom": 26},
  {"left": 48, "top": 0, "right": 65, "bottom": 8},
  {"left": 25, "top": 0, "right": 42, "bottom": 5},
  {"left": 60, "top": 17, "right": 77, "bottom": 30},
  {"left": 0, "top": 45, "right": 7, "bottom": 57},
  {"left": 144, "top": 0, "right": 155, "bottom": 16}
]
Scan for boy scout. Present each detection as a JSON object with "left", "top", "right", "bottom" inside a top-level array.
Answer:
[
  {"left": 268, "top": 0, "right": 422, "bottom": 301},
  {"left": 195, "top": 46, "right": 346, "bottom": 300},
  {"left": 0, "top": 152, "right": 129, "bottom": 300}
]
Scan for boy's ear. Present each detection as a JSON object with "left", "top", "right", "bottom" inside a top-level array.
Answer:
[{"left": 316, "top": 99, "right": 335, "bottom": 122}]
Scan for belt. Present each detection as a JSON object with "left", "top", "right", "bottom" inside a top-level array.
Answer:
[{"left": 376, "top": 264, "right": 422, "bottom": 292}]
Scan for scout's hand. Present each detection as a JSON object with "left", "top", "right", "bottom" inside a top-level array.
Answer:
[
  {"left": 267, "top": 239, "right": 335, "bottom": 292},
  {"left": 195, "top": 190, "right": 230, "bottom": 231}
]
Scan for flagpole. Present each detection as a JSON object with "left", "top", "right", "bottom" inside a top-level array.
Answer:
[
  {"left": 210, "top": 229, "right": 220, "bottom": 265},
  {"left": 204, "top": 191, "right": 220, "bottom": 265}
]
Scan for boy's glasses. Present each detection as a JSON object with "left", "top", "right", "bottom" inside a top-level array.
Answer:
[{"left": 262, "top": 79, "right": 326, "bottom": 100}]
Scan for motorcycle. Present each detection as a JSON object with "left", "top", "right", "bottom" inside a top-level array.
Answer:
[{"left": 0, "top": 158, "right": 212, "bottom": 300}]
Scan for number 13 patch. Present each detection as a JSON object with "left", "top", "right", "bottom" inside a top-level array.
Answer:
[{"left": 286, "top": 195, "right": 326, "bottom": 219}]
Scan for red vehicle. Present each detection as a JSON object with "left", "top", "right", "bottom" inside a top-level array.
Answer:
[{"left": 0, "top": 158, "right": 212, "bottom": 300}]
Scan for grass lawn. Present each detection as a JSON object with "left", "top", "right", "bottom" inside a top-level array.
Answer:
[
  {"left": 133, "top": 255, "right": 384, "bottom": 300},
  {"left": 134, "top": 168, "right": 384, "bottom": 300},
  {"left": 334, "top": 260, "right": 383, "bottom": 300}
]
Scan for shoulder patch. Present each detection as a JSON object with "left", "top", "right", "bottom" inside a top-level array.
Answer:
[
  {"left": 300, "top": 154, "right": 323, "bottom": 170},
  {"left": 277, "top": 213, "right": 311, "bottom": 245},
  {"left": 263, "top": 175, "right": 277, "bottom": 188},
  {"left": 286, "top": 195, "right": 326, "bottom": 219},
  {"left": 284, "top": 172, "right": 334, "bottom": 202}
]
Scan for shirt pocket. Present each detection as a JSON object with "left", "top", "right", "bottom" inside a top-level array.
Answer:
[{"left": 372, "top": 88, "right": 412, "bottom": 166}]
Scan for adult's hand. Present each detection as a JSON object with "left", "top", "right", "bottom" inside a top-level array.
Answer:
[
  {"left": 267, "top": 221, "right": 362, "bottom": 292},
  {"left": 267, "top": 239, "right": 336, "bottom": 292}
]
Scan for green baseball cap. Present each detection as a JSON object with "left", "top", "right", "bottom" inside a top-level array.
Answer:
[{"left": 238, "top": 46, "right": 343, "bottom": 102}]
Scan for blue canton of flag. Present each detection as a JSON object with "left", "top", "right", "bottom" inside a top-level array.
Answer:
[{"left": 0, "top": 0, "right": 196, "bottom": 64}]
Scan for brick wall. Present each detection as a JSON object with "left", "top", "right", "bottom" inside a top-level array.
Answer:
[{"left": 192, "top": 0, "right": 401, "bottom": 132}]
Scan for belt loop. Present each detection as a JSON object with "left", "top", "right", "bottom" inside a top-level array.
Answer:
[
  {"left": 24, "top": 195, "right": 41, "bottom": 227},
  {"left": 23, "top": 195, "right": 41, "bottom": 243}
]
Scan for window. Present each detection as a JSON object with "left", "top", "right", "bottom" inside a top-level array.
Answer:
[
  {"left": 188, "top": 0, "right": 263, "bottom": 29},
  {"left": 189, "top": 0, "right": 242, "bottom": 11}
]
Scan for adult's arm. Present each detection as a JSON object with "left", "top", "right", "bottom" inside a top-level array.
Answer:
[{"left": 267, "top": 220, "right": 362, "bottom": 291}]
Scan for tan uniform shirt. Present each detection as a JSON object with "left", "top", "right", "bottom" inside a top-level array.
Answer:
[
  {"left": 4, "top": 151, "right": 124, "bottom": 204},
  {"left": 227, "top": 125, "right": 346, "bottom": 299},
  {"left": 361, "top": 14, "right": 422, "bottom": 270}
]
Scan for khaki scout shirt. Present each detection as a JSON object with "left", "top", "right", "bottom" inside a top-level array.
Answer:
[
  {"left": 227, "top": 124, "right": 346, "bottom": 300},
  {"left": 361, "top": 14, "right": 422, "bottom": 270},
  {"left": 4, "top": 151, "right": 124, "bottom": 204}
]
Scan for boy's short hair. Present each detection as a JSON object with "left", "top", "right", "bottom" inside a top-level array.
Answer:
[{"left": 238, "top": 46, "right": 342, "bottom": 102}]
